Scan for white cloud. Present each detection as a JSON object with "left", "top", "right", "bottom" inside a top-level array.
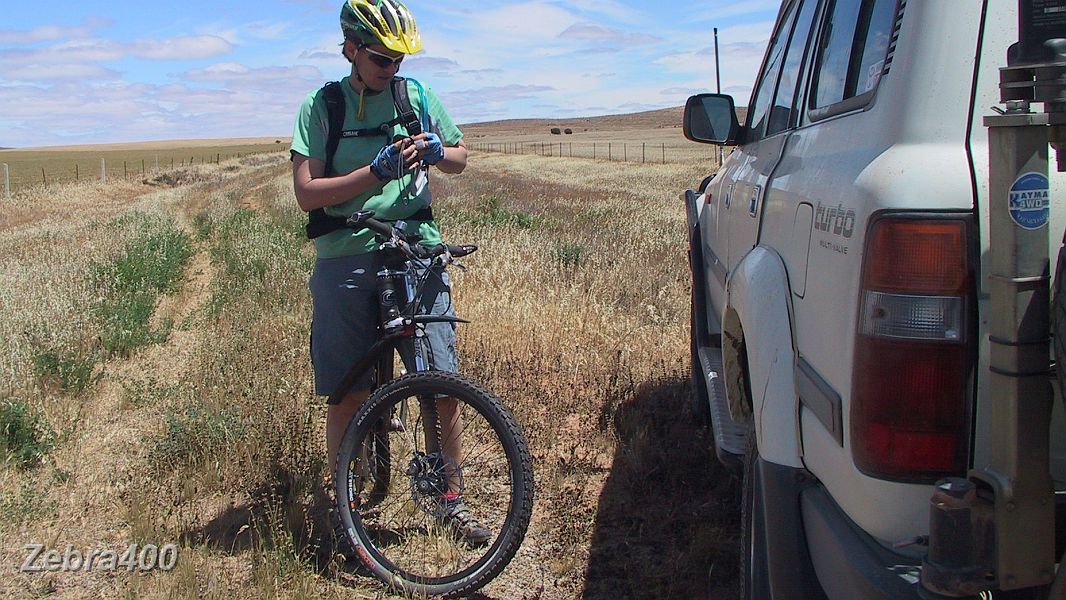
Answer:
[
  {"left": 5, "top": 63, "right": 121, "bottom": 81},
  {"left": 557, "top": 23, "right": 660, "bottom": 46},
  {"left": 446, "top": 84, "right": 556, "bottom": 103},
  {"left": 406, "top": 56, "right": 460, "bottom": 73},
  {"left": 469, "top": 3, "right": 580, "bottom": 43},
  {"left": 299, "top": 49, "right": 337, "bottom": 60},
  {"left": 181, "top": 63, "right": 322, "bottom": 91},
  {"left": 128, "top": 36, "right": 233, "bottom": 60},
  {"left": 0, "top": 17, "right": 111, "bottom": 45}
]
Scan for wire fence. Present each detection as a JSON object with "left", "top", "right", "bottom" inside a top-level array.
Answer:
[
  {"left": 468, "top": 141, "right": 700, "bottom": 165},
  {"left": 0, "top": 145, "right": 285, "bottom": 197}
]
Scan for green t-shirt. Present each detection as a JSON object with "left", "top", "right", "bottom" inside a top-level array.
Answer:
[{"left": 291, "top": 76, "right": 463, "bottom": 259}]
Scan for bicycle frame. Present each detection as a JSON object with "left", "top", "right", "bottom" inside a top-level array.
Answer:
[{"left": 326, "top": 262, "right": 468, "bottom": 399}]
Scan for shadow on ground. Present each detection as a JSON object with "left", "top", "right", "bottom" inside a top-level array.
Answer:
[
  {"left": 179, "top": 466, "right": 360, "bottom": 579},
  {"left": 582, "top": 376, "right": 740, "bottom": 600}
]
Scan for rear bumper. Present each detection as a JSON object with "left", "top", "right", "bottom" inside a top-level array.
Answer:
[{"left": 800, "top": 483, "right": 923, "bottom": 600}]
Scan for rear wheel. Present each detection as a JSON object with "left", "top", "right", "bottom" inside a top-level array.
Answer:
[{"left": 334, "top": 371, "right": 534, "bottom": 598}]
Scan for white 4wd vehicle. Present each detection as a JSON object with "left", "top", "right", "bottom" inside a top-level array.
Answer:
[{"left": 684, "top": 0, "right": 1066, "bottom": 598}]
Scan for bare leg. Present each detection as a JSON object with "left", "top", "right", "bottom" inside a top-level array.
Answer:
[
  {"left": 327, "top": 389, "right": 370, "bottom": 469},
  {"left": 436, "top": 396, "right": 463, "bottom": 493}
]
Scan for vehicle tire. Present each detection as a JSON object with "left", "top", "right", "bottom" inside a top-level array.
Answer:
[
  {"left": 1054, "top": 232, "right": 1066, "bottom": 408},
  {"left": 740, "top": 430, "right": 770, "bottom": 600},
  {"left": 333, "top": 371, "right": 534, "bottom": 598}
]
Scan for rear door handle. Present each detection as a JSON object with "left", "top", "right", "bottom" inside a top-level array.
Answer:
[{"left": 749, "top": 184, "right": 762, "bottom": 217}]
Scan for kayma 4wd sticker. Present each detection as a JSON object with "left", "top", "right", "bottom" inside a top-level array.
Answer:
[{"left": 1009, "top": 172, "right": 1050, "bottom": 230}]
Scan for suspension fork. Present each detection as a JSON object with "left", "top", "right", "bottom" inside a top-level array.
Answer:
[{"left": 388, "top": 265, "right": 441, "bottom": 452}]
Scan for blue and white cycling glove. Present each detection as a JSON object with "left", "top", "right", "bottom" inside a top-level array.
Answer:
[
  {"left": 370, "top": 143, "right": 412, "bottom": 181},
  {"left": 421, "top": 133, "right": 445, "bottom": 165}
]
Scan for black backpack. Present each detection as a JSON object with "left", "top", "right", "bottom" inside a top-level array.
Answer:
[{"left": 306, "top": 76, "right": 433, "bottom": 239}]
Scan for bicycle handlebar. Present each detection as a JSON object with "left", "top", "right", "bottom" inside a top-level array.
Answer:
[{"left": 345, "top": 209, "right": 478, "bottom": 261}]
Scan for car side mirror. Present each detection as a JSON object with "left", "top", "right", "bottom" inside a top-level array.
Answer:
[{"left": 683, "top": 93, "right": 740, "bottom": 146}]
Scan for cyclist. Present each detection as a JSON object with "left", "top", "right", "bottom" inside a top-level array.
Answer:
[{"left": 289, "top": 0, "right": 489, "bottom": 545}]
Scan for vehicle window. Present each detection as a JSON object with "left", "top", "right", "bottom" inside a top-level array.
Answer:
[
  {"left": 767, "top": 0, "right": 819, "bottom": 136},
  {"left": 746, "top": 0, "right": 799, "bottom": 141},
  {"left": 811, "top": 0, "right": 898, "bottom": 110}
]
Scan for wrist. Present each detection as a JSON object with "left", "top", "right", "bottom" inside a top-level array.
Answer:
[{"left": 369, "top": 162, "right": 389, "bottom": 182}]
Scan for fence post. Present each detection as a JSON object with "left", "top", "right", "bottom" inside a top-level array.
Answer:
[
  {"left": 123, "top": 161, "right": 127, "bottom": 178},
  {"left": 609, "top": 143, "right": 612, "bottom": 161},
  {"left": 642, "top": 143, "right": 646, "bottom": 163},
  {"left": 624, "top": 143, "right": 627, "bottom": 162},
  {"left": 2, "top": 163, "right": 8, "bottom": 199},
  {"left": 100, "top": 158, "right": 106, "bottom": 183},
  {"left": 593, "top": 143, "right": 596, "bottom": 159},
  {"left": 42, "top": 167, "right": 46, "bottom": 184},
  {"left": 75, "top": 163, "right": 79, "bottom": 181},
  {"left": 662, "top": 143, "right": 666, "bottom": 164}
]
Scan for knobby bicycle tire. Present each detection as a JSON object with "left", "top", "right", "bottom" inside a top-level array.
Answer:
[{"left": 333, "top": 371, "right": 534, "bottom": 598}]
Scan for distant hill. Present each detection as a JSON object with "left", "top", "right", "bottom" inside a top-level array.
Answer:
[{"left": 460, "top": 105, "right": 748, "bottom": 138}]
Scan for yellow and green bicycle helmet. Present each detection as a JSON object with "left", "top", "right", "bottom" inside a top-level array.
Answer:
[{"left": 341, "top": 0, "right": 423, "bottom": 54}]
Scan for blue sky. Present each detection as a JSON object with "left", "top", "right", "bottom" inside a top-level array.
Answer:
[{"left": 0, "top": 0, "right": 778, "bottom": 147}]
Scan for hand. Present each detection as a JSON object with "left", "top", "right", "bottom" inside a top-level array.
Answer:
[
  {"left": 370, "top": 140, "right": 417, "bottom": 181},
  {"left": 412, "top": 133, "right": 445, "bottom": 165}
]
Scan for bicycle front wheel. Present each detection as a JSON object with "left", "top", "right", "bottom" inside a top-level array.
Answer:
[{"left": 333, "top": 371, "right": 534, "bottom": 598}]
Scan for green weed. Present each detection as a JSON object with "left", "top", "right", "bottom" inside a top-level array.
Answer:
[
  {"left": 467, "top": 195, "right": 541, "bottom": 229},
  {"left": 92, "top": 219, "right": 192, "bottom": 355},
  {"left": 0, "top": 479, "right": 55, "bottom": 523},
  {"left": 193, "top": 211, "right": 213, "bottom": 241},
  {"left": 121, "top": 376, "right": 187, "bottom": 409},
  {"left": 552, "top": 241, "right": 587, "bottom": 269},
  {"left": 0, "top": 399, "right": 54, "bottom": 469},
  {"left": 203, "top": 207, "right": 306, "bottom": 315},
  {"left": 150, "top": 402, "right": 244, "bottom": 468},
  {"left": 32, "top": 347, "right": 99, "bottom": 394}
]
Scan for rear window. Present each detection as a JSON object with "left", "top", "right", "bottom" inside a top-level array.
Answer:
[{"left": 810, "top": 0, "right": 899, "bottom": 116}]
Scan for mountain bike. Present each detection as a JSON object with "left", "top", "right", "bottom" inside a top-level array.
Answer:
[{"left": 329, "top": 209, "right": 534, "bottom": 598}]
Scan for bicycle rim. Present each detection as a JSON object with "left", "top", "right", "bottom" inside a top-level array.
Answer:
[{"left": 334, "top": 371, "right": 534, "bottom": 597}]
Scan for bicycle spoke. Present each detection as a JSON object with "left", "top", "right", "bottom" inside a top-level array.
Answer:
[{"left": 335, "top": 372, "right": 533, "bottom": 595}]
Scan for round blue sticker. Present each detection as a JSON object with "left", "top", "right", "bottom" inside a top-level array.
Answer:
[{"left": 1008, "top": 172, "right": 1050, "bottom": 230}]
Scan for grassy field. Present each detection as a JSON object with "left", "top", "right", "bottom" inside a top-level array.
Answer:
[
  {"left": 460, "top": 105, "right": 742, "bottom": 165},
  {"left": 0, "top": 138, "right": 289, "bottom": 192},
  {"left": 0, "top": 132, "right": 739, "bottom": 598}
]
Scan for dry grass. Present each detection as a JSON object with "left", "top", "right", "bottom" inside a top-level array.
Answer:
[
  {"left": 0, "top": 139, "right": 739, "bottom": 599},
  {"left": 0, "top": 140, "right": 290, "bottom": 192}
]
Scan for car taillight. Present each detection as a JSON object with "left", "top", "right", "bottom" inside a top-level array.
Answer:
[{"left": 851, "top": 216, "right": 973, "bottom": 481}]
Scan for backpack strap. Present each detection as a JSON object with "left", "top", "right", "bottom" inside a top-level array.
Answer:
[
  {"left": 391, "top": 76, "right": 423, "bottom": 137},
  {"left": 306, "top": 77, "right": 428, "bottom": 240},
  {"left": 321, "top": 81, "right": 346, "bottom": 177}
]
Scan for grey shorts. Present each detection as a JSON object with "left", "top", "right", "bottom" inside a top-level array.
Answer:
[{"left": 309, "top": 252, "right": 458, "bottom": 397}]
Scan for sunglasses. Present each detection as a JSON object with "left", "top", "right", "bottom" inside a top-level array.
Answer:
[{"left": 362, "top": 46, "right": 404, "bottom": 69}]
